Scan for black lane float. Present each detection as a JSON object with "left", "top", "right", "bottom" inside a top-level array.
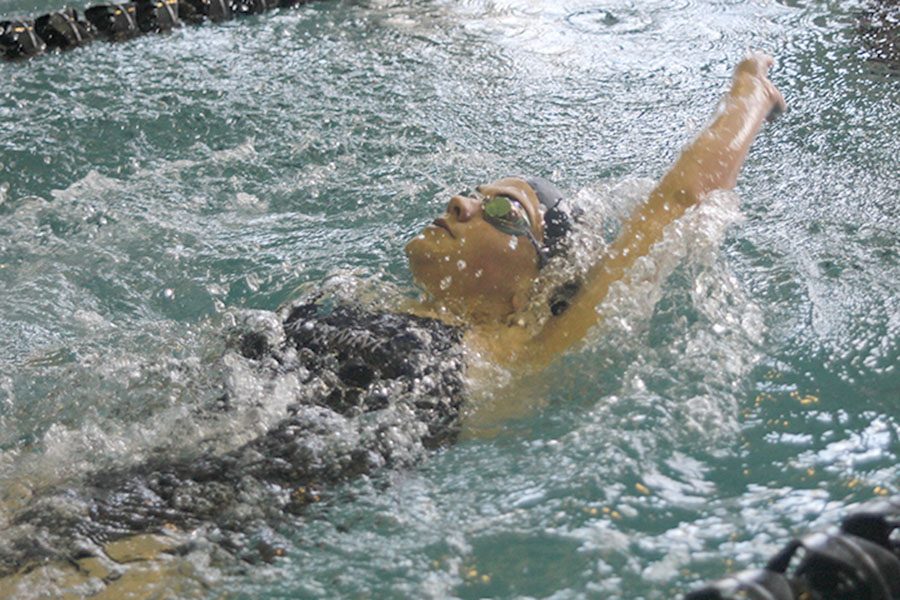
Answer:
[
  {"left": 35, "top": 8, "right": 95, "bottom": 50},
  {"left": 180, "top": 0, "right": 233, "bottom": 24},
  {"left": 0, "top": 19, "right": 46, "bottom": 59},
  {"left": 0, "top": 0, "right": 317, "bottom": 59},
  {"left": 84, "top": 3, "right": 141, "bottom": 41},
  {"left": 686, "top": 495, "right": 900, "bottom": 599}
]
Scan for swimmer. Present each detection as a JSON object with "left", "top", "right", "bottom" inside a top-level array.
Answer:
[
  {"left": 405, "top": 53, "right": 786, "bottom": 368},
  {"left": 0, "top": 54, "right": 786, "bottom": 591}
]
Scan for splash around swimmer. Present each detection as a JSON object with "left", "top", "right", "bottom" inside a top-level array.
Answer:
[{"left": 0, "top": 53, "right": 786, "bottom": 589}]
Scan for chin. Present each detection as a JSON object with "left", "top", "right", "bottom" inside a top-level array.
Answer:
[{"left": 406, "top": 229, "right": 448, "bottom": 259}]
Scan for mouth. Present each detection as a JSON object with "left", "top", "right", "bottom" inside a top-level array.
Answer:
[{"left": 430, "top": 217, "right": 455, "bottom": 238}]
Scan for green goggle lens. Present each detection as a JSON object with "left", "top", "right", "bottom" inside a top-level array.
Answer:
[
  {"left": 484, "top": 196, "right": 514, "bottom": 219},
  {"left": 482, "top": 195, "right": 533, "bottom": 238}
]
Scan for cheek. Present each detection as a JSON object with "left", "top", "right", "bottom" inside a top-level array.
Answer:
[
  {"left": 457, "top": 241, "right": 534, "bottom": 290},
  {"left": 479, "top": 256, "right": 529, "bottom": 290},
  {"left": 406, "top": 237, "right": 463, "bottom": 285}
]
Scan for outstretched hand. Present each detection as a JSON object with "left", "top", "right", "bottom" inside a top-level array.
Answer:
[
  {"left": 734, "top": 53, "right": 787, "bottom": 121},
  {"left": 523, "top": 54, "right": 788, "bottom": 366}
]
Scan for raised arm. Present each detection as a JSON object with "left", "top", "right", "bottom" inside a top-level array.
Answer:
[{"left": 523, "top": 54, "right": 786, "bottom": 367}]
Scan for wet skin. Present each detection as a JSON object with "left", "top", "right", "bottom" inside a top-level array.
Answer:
[{"left": 404, "top": 177, "right": 545, "bottom": 322}]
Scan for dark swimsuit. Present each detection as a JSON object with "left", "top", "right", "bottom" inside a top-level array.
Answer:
[{"left": 2, "top": 299, "right": 467, "bottom": 574}]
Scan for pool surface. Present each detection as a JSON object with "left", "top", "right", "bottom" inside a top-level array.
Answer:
[{"left": 0, "top": 0, "right": 897, "bottom": 598}]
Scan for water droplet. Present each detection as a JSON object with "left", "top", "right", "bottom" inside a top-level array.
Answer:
[
  {"left": 474, "top": 269, "right": 483, "bottom": 279},
  {"left": 508, "top": 238, "right": 519, "bottom": 250},
  {"left": 439, "top": 276, "right": 452, "bottom": 290},
  {"left": 163, "top": 288, "right": 175, "bottom": 300}
]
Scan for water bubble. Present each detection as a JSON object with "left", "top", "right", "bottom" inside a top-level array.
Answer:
[
  {"left": 163, "top": 288, "right": 175, "bottom": 300},
  {"left": 474, "top": 269, "right": 483, "bottom": 279},
  {"left": 508, "top": 238, "right": 519, "bottom": 250},
  {"left": 207, "top": 284, "right": 228, "bottom": 297},
  {"left": 234, "top": 192, "right": 264, "bottom": 210},
  {"left": 0, "top": 182, "right": 8, "bottom": 205},
  {"left": 439, "top": 276, "right": 452, "bottom": 290},
  {"left": 456, "top": 260, "right": 467, "bottom": 271}
]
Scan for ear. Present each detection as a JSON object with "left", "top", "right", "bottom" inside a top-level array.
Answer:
[{"left": 511, "top": 286, "right": 530, "bottom": 312}]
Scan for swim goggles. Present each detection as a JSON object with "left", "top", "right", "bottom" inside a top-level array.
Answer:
[{"left": 479, "top": 194, "right": 548, "bottom": 268}]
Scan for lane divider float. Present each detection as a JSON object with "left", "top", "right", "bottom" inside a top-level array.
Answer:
[{"left": 1, "top": 0, "right": 319, "bottom": 60}]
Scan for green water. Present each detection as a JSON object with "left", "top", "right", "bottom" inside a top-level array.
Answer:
[{"left": 0, "top": 0, "right": 898, "bottom": 598}]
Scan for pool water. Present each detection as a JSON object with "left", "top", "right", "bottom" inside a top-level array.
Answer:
[{"left": 0, "top": 0, "right": 897, "bottom": 598}]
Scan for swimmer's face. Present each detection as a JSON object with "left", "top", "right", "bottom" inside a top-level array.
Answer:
[{"left": 405, "top": 177, "right": 544, "bottom": 320}]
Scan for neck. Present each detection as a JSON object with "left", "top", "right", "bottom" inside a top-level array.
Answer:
[
  {"left": 401, "top": 297, "right": 539, "bottom": 367},
  {"left": 404, "top": 296, "right": 516, "bottom": 327}
]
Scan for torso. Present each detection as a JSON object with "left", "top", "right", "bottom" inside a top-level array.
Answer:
[{"left": 2, "top": 298, "right": 471, "bottom": 576}]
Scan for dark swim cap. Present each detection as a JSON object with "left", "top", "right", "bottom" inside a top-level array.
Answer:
[
  {"left": 519, "top": 176, "right": 582, "bottom": 315},
  {"left": 521, "top": 176, "right": 572, "bottom": 258}
]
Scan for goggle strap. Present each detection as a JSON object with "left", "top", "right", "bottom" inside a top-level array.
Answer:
[{"left": 524, "top": 228, "right": 548, "bottom": 269}]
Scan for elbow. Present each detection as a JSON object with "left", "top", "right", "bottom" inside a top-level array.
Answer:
[
  {"left": 672, "top": 186, "right": 700, "bottom": 207},
  {"left": 658, "top": 161, "right": 704, "bottom": 205},
  {"left": 659, "top": 174, "right": 702, "bottom": 208}
]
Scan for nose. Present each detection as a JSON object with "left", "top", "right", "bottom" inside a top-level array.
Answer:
[{"left": 447, "top": 194, "right": 480, "bottom": 222}]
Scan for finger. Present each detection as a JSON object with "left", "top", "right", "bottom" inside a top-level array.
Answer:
[
  {"left": 755, "top": 52, "right": 774, "bottom": 70},
  {"left": 766, "top": 85, "right": 787, "bottom": 122}
]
